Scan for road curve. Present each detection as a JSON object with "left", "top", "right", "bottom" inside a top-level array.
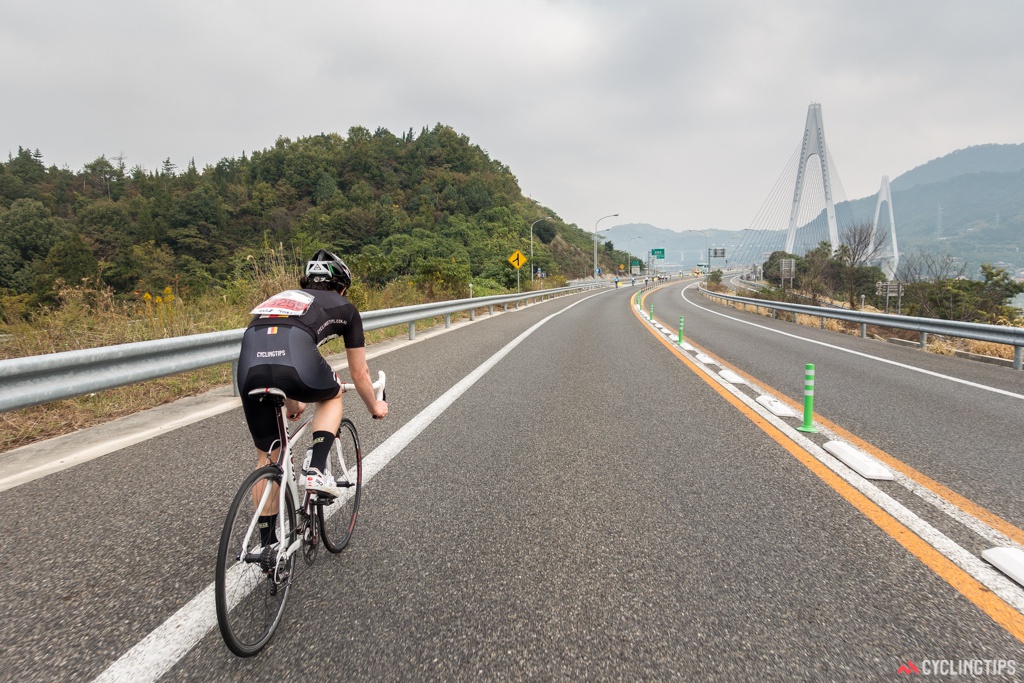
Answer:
[{"left": 0, "top": 285, "right": 1021, "bottom": 682}]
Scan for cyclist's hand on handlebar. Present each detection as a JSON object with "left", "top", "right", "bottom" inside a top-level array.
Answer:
[{"left": 370, "top": 400, "right": 388, "bottom": 420}]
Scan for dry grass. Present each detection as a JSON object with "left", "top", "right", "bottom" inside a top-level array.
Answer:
[
  {"left": 0, "top": 365, "right": 234, "bottom": 453},
  {"left": 0, "top": 247, "right": 484, "bottom": 454},
  {"left": 721, "top": 293, "right": 1018, "bottom": 363},
  {"left": 963, "top": 339, "right": 1014, "bottom": 360}
]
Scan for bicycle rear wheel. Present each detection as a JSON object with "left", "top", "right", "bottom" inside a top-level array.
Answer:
[
  {"left": 319, "top": 417, "right": 362, "bottom": 553},
  {"left": 215, "top": 466, "right": 296, "bottom": 657}
]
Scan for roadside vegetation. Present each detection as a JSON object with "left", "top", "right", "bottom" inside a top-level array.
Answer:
[
  {"left": 1, "top": 124, "right": 622, "bottom": 452},
  {"left": 723, "top": 224, "right": 1023, "bottom": 362}
]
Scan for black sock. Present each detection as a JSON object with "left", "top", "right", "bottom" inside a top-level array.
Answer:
[
  {"left": 258, "top": 514, "right": 278, "bottom": 545},
  {"left": 308, "top": 430, "right": 335, "bottom": 472}
]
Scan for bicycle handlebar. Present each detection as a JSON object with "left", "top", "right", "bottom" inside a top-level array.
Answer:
[{"left": 339, "top": 370, "right": 386, "bottom": 402}]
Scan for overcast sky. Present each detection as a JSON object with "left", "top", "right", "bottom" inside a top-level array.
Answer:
[{"left": 2, "top": 0, "right": 1022, "bottom": 232}]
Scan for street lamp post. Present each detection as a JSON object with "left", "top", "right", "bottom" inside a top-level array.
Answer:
[
  {"left": 593, "top": 213, "right": 619, "bottom": 279},
  {"left": 530, "top": 217, "right": 552, "bottom": 283},
  {"left": 686, "top": 230, "right": 708, "bottom": 279},
  {"left": 626, "top": 235, "right": 641, "bottom": 277}
]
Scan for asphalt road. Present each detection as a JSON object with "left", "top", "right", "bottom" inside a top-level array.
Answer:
[
  {"left": 648, "top": 281, "right": 1024, "bottom": 531},
  {"left": 0, "top": 284, "right": 1022, "bottom": 682}
]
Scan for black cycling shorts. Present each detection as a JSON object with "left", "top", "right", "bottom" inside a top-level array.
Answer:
[{"left": 237, "top": 325, "right": 341, "bottom": 451}]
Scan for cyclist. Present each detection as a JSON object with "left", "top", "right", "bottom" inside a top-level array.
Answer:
[{"left": 236, "top": 249, "right": 388, "bottom": 537}]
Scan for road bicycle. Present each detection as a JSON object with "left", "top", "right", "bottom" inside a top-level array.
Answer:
[{"left": 215, "top": 371, "right": 385, "bottom": 657}]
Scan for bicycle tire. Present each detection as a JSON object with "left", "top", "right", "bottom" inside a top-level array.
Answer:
[
  {"left": 319, "top": 417, "right": 362, "bottom": 553},
  {"left": 215, "top": 466, "right": 296, "bottom": 657}
]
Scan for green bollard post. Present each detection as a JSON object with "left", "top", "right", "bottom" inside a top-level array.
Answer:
[
  {"left": 797, "top": 363, "right": 818, "bottom": 433},
  {"left": 678, "top": 316, "right": 684, "bottom": 343},
  {"left": 649, "top": 303, "right": 654, "bottom": 320}
]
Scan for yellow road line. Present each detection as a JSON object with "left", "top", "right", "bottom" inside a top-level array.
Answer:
[
  {"left": 671, "top": 312, "right": 1024, "bottom": 549},
  {"left": 634, "top": 290, "right": 1024, "bottom": 643}
]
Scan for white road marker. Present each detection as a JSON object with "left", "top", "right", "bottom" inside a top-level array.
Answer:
[{"left": 681, "top": 284, "right": 1024, "bottom": 401}]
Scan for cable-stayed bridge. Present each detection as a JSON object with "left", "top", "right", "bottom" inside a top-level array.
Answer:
[{"left": 732, "top": 103, "right": 899, "bottom": 279}]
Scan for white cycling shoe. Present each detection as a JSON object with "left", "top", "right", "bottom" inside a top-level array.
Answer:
[{"left": 304, "top": 467, "right": 341, "bottom": 497}]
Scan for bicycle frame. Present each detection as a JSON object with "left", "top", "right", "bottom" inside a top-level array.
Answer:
[
  {"left": 238, "top": 389, "right": 312, "bottom": 569},
  {"left": 218, "top": 371, "right": 383, "bottom": 656},
  {"left": 243, "top": 368, "right": 384, "bottom": 570}
]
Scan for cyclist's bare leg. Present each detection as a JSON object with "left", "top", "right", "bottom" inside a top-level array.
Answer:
[
  {"left": 302, "top": 395, "right": 343, "bottom": 479},
  {"left": 311, "top": 395, "right": 343, "bottom": 435},
  {"left": 252, "top": 448, "right": 281, "bottom": 515},
  {"left": 285, "top": 398, "right": 306, "bottom": 420}
]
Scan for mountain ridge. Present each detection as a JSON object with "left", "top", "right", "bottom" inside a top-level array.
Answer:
[{"left": 606, "top": 143, "right": 1024, "bottom": 276}]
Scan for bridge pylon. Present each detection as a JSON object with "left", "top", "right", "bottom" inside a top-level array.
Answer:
[
  {"left": 871, "top": 175, "right": 899, "bottom": 280},
  {"left": 785, "top": 103, "right": 839, "bottom": 255}
]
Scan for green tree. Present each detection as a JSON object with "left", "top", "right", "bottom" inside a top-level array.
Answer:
[
  {"left": 77, "top": 199, "right": 133, "bottom": 260},
  {"left": 534, "top": 221, "right": 556, "bottom": 244},
  {"left": 348, "top": 244, "right": 397, "bottom": 287},
  {"left": 413, "top": 256, "right": 471, "bottom": 299},
  {"left": 0, "top": 198, "right": 67, "bottom": 291},
  {"left": 977, "top": 264, "right": 1024, "bottom": 322},
  {"left": 7, "top": 146, "right": 46, "bottom": 185},
  {"left": 32, "top": 232, "right": 100, "bottom": 302},
  {"left": 313, "top": 172, "right": 338, "bottom": 205}
]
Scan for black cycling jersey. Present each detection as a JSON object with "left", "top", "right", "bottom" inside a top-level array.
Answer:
[
  {"left": 245, "top": 288, "right": 365, "bottom": 349},
  {"left": 237, "top": 287, "right": 365, "bottom": 451}
]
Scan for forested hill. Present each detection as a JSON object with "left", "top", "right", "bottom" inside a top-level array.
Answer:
[
  {"left": 835, "top": 143, "right": 1024, "bottom": 274},
  {"left": 0, "top": 125, "right": 606, "bottom": 312},
  {"left": 890, "top": 143, "right": 1024, "bottom": 192}
]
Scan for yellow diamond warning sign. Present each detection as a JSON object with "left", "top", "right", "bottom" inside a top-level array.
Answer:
[{"left": 508, "top": 250, "right": 528, "bottom": 270}]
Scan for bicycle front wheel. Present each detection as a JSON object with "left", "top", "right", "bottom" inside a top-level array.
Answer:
[
  {"left": 319, "top": 418, "right": 362, "bottom": 553},
  {"left": 215, "top": 466, "right": 296, "bottom": 657}
]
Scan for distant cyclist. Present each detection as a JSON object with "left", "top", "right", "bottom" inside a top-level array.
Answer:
[{"left": 237, "top": 250, "right": 388, "bottom": 513}]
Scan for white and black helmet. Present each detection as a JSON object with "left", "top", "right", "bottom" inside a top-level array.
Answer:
[{"left": 305, "top": 249, "right": 352, "bottom": 291}]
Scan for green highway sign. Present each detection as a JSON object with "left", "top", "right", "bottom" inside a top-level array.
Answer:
[{"left": 651, "top": 248, "right": 665, "bottom": 259}]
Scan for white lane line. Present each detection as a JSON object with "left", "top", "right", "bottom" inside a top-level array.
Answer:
[
  {"left": 674, "top": 286, "right": 1024, "bottom": 550},
  {"left": 92, "top": 291, "right": 608, "bottom": 683},
  {"left": 667, "top": 298, "right": 1024, "bottom": 544},
  {"left": 671, "top": 338, "right": 1024, "bottom": 615},
  {"left": 681, "top": 285, "right": 1024, "bottom": 401},
  {"left": 644, "top": 291, "right": 1024, "bottom": 602},
  {"left": 0, "top": 294, "right": 554, "bottom": 491}
]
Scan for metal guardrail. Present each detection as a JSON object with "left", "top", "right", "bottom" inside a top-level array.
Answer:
[
  {"left": 699, "top": 286, "right": 1024, "bottom": 370},
  {"left": 0, "top": 284, "right": 605, "bottom": 413}
]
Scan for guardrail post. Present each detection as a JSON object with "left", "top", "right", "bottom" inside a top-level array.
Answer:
[
  {"left": 469, "top": 308, "right": 475, "bottom": 321},
  {"left": 919, "top": 331, "right": 928, "bottom": 349},
  {"left": 408, "top": 322, "right": 416, "bottom": 340},
  {"left": 1016, "top": 346, "right": 1023, "bottom": 371},
  {"left": 860, "top": 323, "right": 867, "bottom": 338},
  {"left": 231, "top": 360, "right": 240, "bottom": 397},
  {"left": 503, "top": 303, "right": 509, "bottom": 312},
  {"left": 820, "top": 316, "right": 825, "bottom": 330},
  {"left": 797, "top": 364, "right": 818, "bottom": 433},
  {"left": 489, "top": 305, "right": 494, "bottom": 315},
  {"left": 444, "top": 313, "right": 451, "bottom": 329}
]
